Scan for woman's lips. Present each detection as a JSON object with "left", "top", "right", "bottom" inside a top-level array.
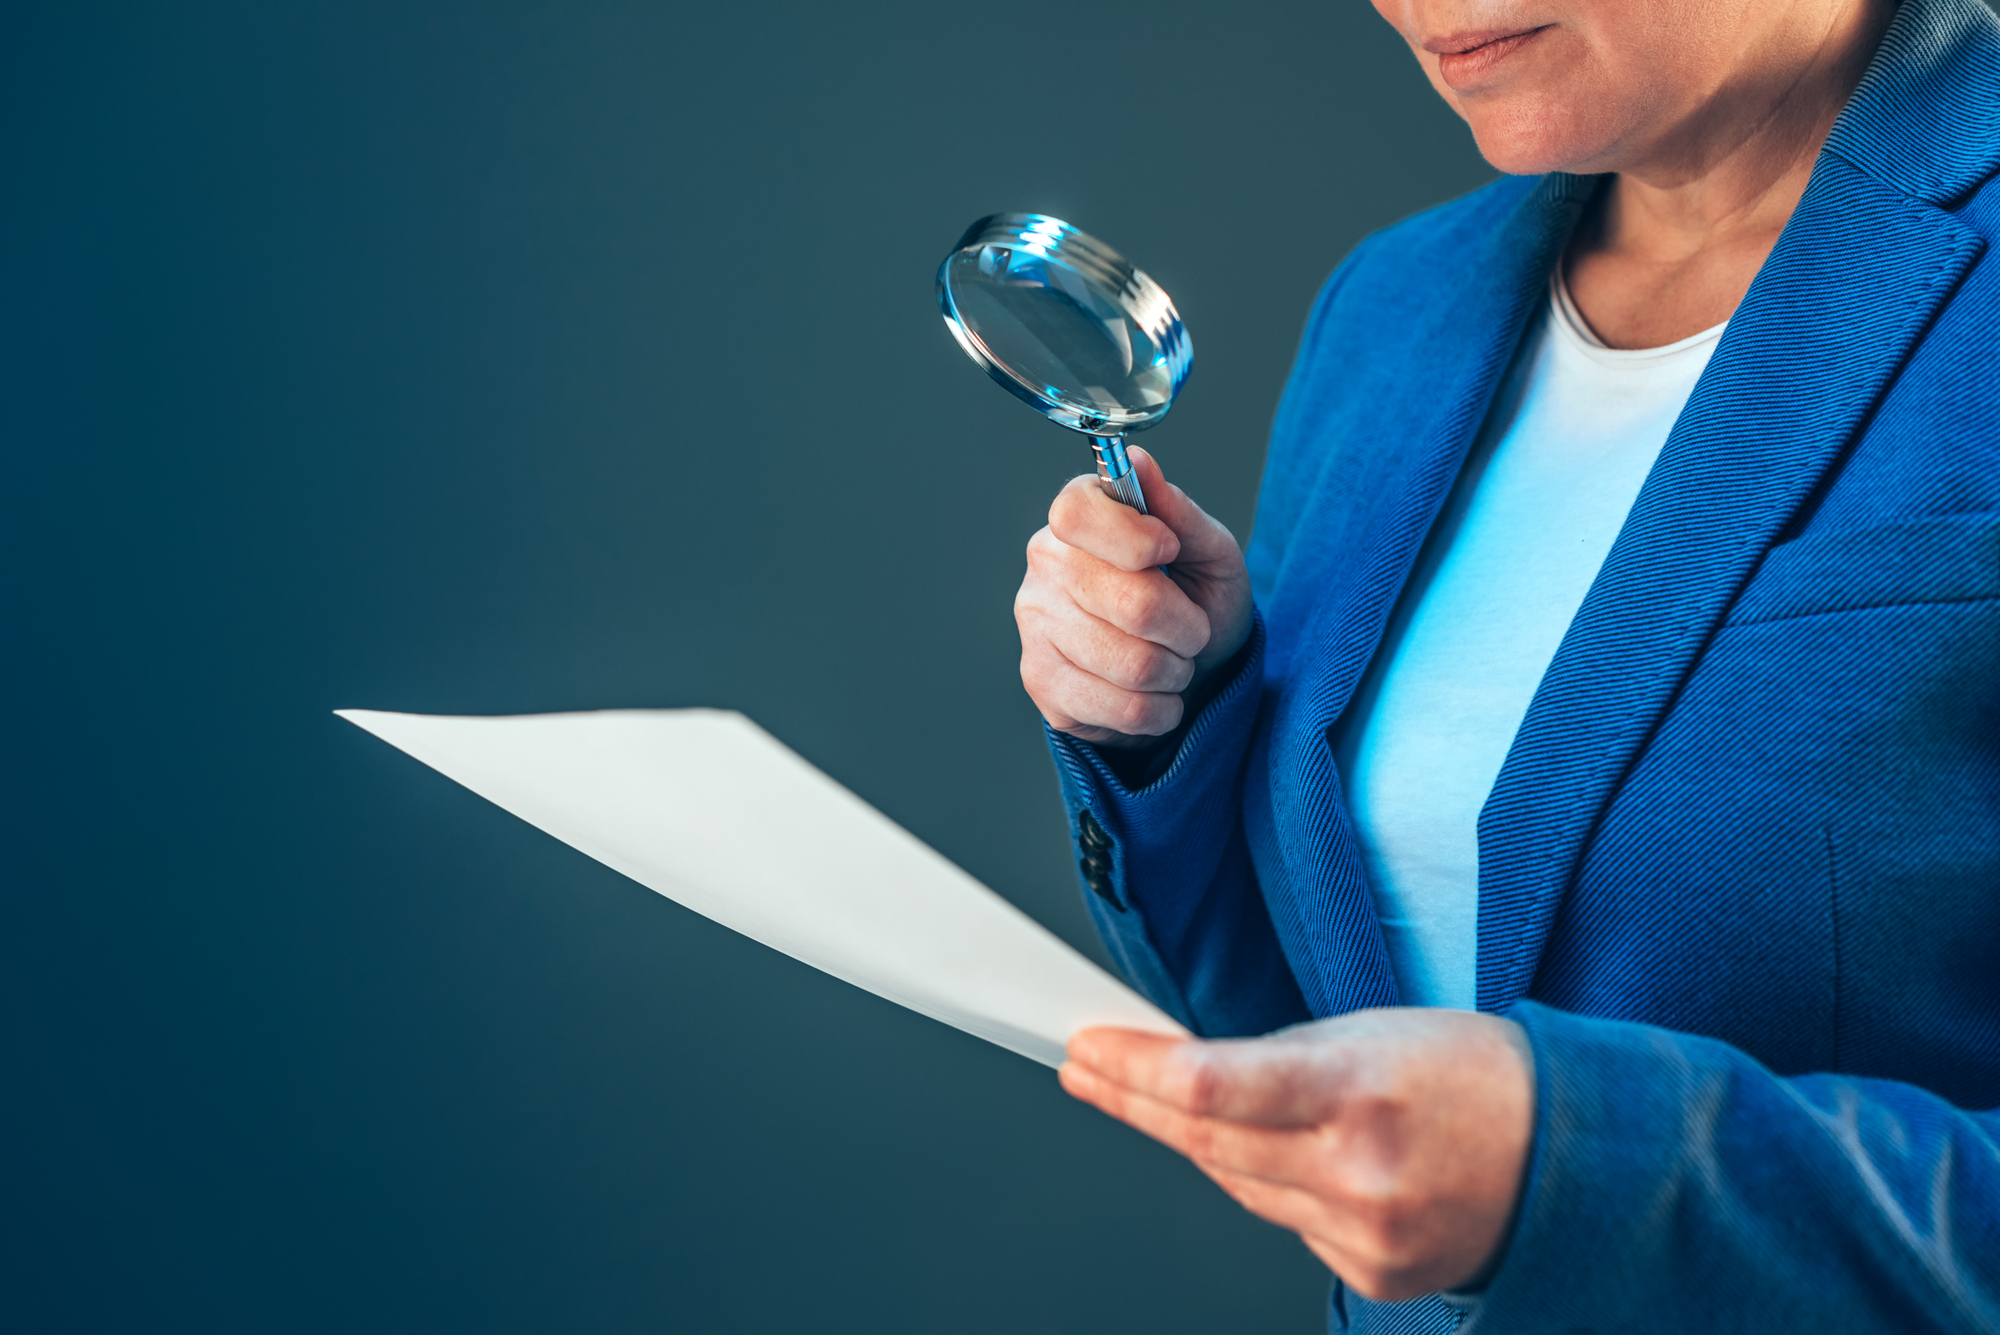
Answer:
[{"left": 1431, "top": 26, "right": 1551, "bottom": 90}]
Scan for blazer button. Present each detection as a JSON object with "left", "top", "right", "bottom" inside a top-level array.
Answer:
[
  {"left": 1078, "top": 809, "right": 1113, "bottom": 852},
  {"left": 1076, "top": 811, "right": 1124, "bottom": 911},
  {"left": 1078, "top": 857, "right": 1124, "bottom": 911}
]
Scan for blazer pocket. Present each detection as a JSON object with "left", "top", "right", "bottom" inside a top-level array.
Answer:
[{"left": 1724, "top": 511, "right": 2000, "bottom": 627}]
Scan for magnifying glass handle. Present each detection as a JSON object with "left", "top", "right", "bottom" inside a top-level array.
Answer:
[{"left": 1089, "top": 435, "right": 1149, "bottom": 515}]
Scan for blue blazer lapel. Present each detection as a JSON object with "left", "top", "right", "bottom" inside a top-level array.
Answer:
[
  {"left": 1302, "top": 175, "right": 1597, "bottom": 726},
  {"left": 1257, "top": 175, "right": 1594, "bottom": 1017},
  {"left": 1475, "top": 0, "right": 1998, "bottom": 1013}
]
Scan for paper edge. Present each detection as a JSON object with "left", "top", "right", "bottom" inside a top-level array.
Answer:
[{"left": 333, "top": 706, "right": 1185, "bottom": 1065}]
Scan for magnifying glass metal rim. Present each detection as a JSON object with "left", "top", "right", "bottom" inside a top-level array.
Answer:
[{"left": 937, "top": 213, "right": 1192, "bottom": 513}]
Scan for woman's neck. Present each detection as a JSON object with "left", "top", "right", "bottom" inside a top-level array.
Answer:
[{"left": 1565, "top": 0, "right": 1897, "bottom": 349}]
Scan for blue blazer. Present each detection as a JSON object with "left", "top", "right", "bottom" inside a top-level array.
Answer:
[{"left": 1049, "top": 0, "right": 2000, "bottom": 1329}]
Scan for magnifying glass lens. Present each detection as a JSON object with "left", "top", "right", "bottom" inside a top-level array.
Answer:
[
  {"left": 941, "top": 246, "right": 1174, "bottom": 418},
  {"left": 937, "top": 213, "right": 1191, "bottom": 513}
]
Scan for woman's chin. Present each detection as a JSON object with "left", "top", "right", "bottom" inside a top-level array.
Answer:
[{"left": 1464, "top": 106, "right": 1624, "bottom": 177}]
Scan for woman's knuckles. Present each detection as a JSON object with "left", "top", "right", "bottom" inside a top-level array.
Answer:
[
  {"left": 1056, "top": 505, "right": 1185, "bottom": 572},
  {"left": 1102, "top": 576, "right": 1151, "bottom": 630},
  {"left": 1103, "top": 576, "right": 1186, "bottom": 644},
  {"left": 1018, "top": 653, "right": 1060, "bottom": 704},
  {"left": 1106, "top": 638, "right": 1190, "bottom": 693},
  {"left": 1021, "top": 648, "right": 1176, "bottom": 736},
  {"left": 1023, "top": 527, "right": 1079, "bottom": 579},
  {"left": 1106, "top": 690, "right": 1180, "bottom": 737}
]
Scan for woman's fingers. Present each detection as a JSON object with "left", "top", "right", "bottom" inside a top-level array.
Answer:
[
  {"left": 1019, "top": 637, "right": 1186, "bottom": 737},
  {"left": 1039, "top": 626, "right": 1195, "bottom": 701},
  {"left": 1056, "top": 1060, "right": 1316, "bottom": 1185},
  {"left": 1061, "top": 1013, "right": 1538, "bottom": 1302},
  {"left": 1016, "top": 455, "right": 1252, "bottom": 742},
  {"left": 1066, "top": 1026, "right": 1337, "bottom": 1126},
  {"left": 1046, "top": 451, "right": 1241, "bottom": 575},
  {"left": 1016, "top": 593, "right": 1197, "bottom": 699},
  {"left": 1023, "top": 526, "right": 1210, "bottom": 658},
  {"left": 1121, "top": 447, "right": 1245, "bottom": 573},
  {"left": 1016, "top": 522, "right": 1215, "bottom": 737},
  {"left": 1064, "top": 1028, "right": 1185, "bottom": 1097},
  {"left": 1047, "top": 472, "right": 1182, "bottom": 570}
]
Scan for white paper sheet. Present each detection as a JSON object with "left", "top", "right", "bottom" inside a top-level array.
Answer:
[{"left": 336, "top": 708, "right": 1185, "bottom": 1065}]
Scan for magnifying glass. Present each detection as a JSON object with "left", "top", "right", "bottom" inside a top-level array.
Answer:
[{"left": 938, "top": 213, "right": 1192, "bottom": 514}]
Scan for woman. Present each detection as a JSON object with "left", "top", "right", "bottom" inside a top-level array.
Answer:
[{"left": 1015, "top": 0, "right": 2000, "bottom": 1328}]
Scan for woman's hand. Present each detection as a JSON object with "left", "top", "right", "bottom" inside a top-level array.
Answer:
[
  {"left": 1014, "top": 447, "right": 1252, "bottom": 748},
  {"left": 1061, "top": 1009, "right": 1535, "bottom": 1300}
]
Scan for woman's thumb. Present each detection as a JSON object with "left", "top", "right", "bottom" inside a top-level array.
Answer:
[{"left": 1129, "top": 446, "right": 1235, "bottom": 563}]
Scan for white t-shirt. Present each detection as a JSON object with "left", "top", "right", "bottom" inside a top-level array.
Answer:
[{"left": 1332, "top": 275, "right": 1727, "bottom": 1009}]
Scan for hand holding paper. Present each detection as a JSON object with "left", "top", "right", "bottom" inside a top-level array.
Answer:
[{"left": 338, "top": 708, "right": 1184, "bottom": 1066}]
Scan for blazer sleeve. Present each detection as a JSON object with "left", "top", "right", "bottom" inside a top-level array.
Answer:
[
  {"left": 1039, "top": 249, "right": 1381, "bottom": 1039},
  {"left": 1469, "top": 1002, "right": 2000, "bottom": 1333},
  {"left": 1046, "top": 614, "right": 1311, "bottom": 1038}
]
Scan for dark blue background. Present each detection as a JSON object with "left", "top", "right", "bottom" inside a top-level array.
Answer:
[{"left": 2, "top": 3, "right": 1489, "bottom": 1330}]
